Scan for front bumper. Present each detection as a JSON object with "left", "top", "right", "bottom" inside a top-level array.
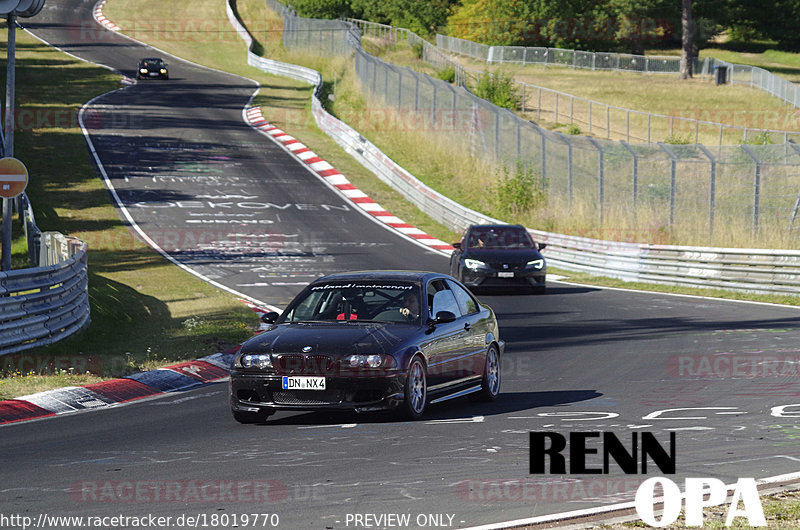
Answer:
[
  {"left": 460, "top": 268, "right": 546, "bottom": 290},
  {"left": 230, "top": 370, "right": 406, "bottom": 413}
]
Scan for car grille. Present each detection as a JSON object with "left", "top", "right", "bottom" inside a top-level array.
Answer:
[
  {"left": 488, "top": 262, "right": 523, "bottom": 270},
  {"left": 272, "top": 390, "right": 344, "bottom": 405},
  {"left": 275, "top": 354, "right": 337, "bottom": 375}
]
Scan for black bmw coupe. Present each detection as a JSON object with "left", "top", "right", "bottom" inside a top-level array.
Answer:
[
  {"left": 229, "top": 271, "right": 504, "bottom": 423},
  {"left": 450, "top": 224, "right": 547, "bottom": 293}
]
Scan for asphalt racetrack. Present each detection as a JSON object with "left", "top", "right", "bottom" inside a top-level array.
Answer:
[{"left": 2, "top": 1, "right": 800, "bottom": 528}]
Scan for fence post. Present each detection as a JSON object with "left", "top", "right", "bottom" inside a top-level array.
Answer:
[
  {"left": 494, "top": 111, "right": 500, "bottom": 160},
  {"left": 606, "top": 105, "right": 610, "bottom": 139},
  {"left": 587, "top": 138, "right": 604, "bottom": 224},
  {"left": 570, "top": 96, "right": 574, "bottom": 125},
  {"left": 588, "top": 102, "right": 592, "bottom": 133},
  {"left": 659, "top": 143, "right": 678, "bottom": 229},
  {"left": 556, "top": 132, "right": 574, "bottom": 204},
  {"left": 452, "top": 85, "right": 457, "bottom": 130},
  {"left": 626, "top": 110, "right": 630, "bottom": 142},
  {"left": 414, "top": 74, "right": 419, "bottom": 111},
  {"left": 372, "top": 57, "right": 377, "bottom": 92},
  {"left": 697, "top": 144, "right": 717, "bottom": 235},
  {"left": 621, "top": 141, "right": 638, "bottom": 214},
  {"left": 741, "top": 145, "right": 761, "bottom": 233},
  {"left": 432, "top": 79, "right": 438, "bottom": 129},
  {"left": 541, "top": 133, "right": 547, "bottom": 191},
  {"left": 555, "top": 93, "right": 559, "bottom": 123},
  {"left": 538, "top": 87, "right": 542, "bottom": 120},
  {"left": 521, "top": 83, "right": 526, "bottom": 113},
  {"left": 398, "top": 70, "right": 402, "bottom": 108}
]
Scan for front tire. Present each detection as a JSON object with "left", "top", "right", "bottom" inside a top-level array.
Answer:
[
  {"left": 403, "top": 357, "right": 427, "bottom": 420},
  {"left": 477, "top": 345, "right": 501, "bottom": 401}
]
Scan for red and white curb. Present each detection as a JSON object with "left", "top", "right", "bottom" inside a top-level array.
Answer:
[
  {"left": 0, "top": 351, "right": 237, "bottom": 426},
  {"left": 93, "top": 0, "right": 120, "bottom": 32},
  {"left": 245, "top": 107, "right": 453, "bottom": 252}
]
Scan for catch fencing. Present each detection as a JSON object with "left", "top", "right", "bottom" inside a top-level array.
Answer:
[
  {"left": 312, "top": 15, "right": 800, "bottom": 242},
  {"left": 436, "top": 34, "right": 800, "bottom": 111},
  {"left": 354, "top": 23, "right": 800, "bottom": 147},
  {"left": 250, "top": 1, "right": 800, "bottom": 295}
]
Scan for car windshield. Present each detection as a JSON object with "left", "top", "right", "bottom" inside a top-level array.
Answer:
[
  {"left": 467, "top": 227, "right": 535, "bottom": 249},
  {"left": 281, "top": 282, "right": 421, "bottom": 324},
  {"left": 142, "top": 59, "right": 163, "bottom": 67}
]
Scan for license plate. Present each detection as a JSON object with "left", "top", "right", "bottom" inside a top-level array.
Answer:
[
  {"left": 497, "top": 271, "right": 514, "bottom": 278},
  {"left": 149, "top": 72, "right": 159, "bottom": 76},
  {"left": 282, "top": 376, "right": 326, "bottom": 390}
]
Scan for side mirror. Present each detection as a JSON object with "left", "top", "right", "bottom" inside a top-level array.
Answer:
[
  {"left": 538, "top": 243, "right": 547, "bottom": 251},
  {"left": 260, "top": 311, "right": 279, "bottom": 324},
  {"left": 451, "top": 242, "right": 462, "bottom": 250},
  {"left": 434, "top": 311, "right": 457, "bottom": 324}
]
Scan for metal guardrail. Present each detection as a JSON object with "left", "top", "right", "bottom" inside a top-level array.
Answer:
[
  {"left": 0, "top": 234, "right": 90, "bottom": 356},
  {"left": 232, "top": 1, "right": 800, "bottom": 296},
  {"left": 530, "top": 230, "right": 800, "bottom": 295}
]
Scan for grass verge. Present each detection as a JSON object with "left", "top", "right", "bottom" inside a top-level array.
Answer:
[{"left": 0, "top": 27, "right": 256, "bottom": 400}]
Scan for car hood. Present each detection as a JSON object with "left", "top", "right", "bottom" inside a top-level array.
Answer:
[
  {"left": 241, "top": 322, "right": 418, "bottom": 356},
  {"left": 463, "top": 248, "right": 543, "bottom": 263}
]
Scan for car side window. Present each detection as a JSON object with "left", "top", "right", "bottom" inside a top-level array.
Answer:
[
  {"left": 428, "top": 280, "right": 460, "bottom": 318},
  {"left": 447, "top": 280, "right": 479, "bottom": 315}
]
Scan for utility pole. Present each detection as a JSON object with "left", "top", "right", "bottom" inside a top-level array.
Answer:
[{"left": 1, "top": 13, "right": 14, "bottom": 271}]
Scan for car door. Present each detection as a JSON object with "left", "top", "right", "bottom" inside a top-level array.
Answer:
[
  {"left": 447, "top": 279, "right": 490, "bottom": 380},
  {"left": 419, "top": 279, "right": 472, "bottom": 389}
]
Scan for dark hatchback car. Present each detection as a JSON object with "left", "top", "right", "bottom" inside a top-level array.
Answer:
[
  {"left": 230, "top": 271, "right": 504, "bottom": 423},
  {"left": 450, "top": 224, "right": 547, "bottom": 293},
  {"left": 136, "top": 57, "right": 169, "bottom": 80}
]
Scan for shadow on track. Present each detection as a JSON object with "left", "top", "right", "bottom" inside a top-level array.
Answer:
[{"left": 242, "top": 389, "right": 602, "bottom": 426}]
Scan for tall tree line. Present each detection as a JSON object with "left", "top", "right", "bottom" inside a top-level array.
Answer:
[{"left": 287, "top": 0, "right": 800, "bottom": 52}]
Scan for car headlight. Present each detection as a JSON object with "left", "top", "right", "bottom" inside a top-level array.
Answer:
[
  {"left": 345, "top": 354, "right": 389, "bottom": 368},
  {"left": 464, "top": 258, "right": 486, "bottom": 270},
  {"left": 527, "top": 259, "right": 544, "bottom": 269},
  {"left": 160, "top": 68, "right": 167, "bottom": 74},
  {"left": 139, "top": 68, "right": 147, "bottom": 74},
  {"left": 240, "top": 353, "right": 272, "bottom": 369}
]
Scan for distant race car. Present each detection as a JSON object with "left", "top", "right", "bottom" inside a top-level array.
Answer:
[
  {"left": 229, "top": 270, "right": 504, "bottom": 423},
  {"left": 449, "top": 224, "right": 547, "bottom": 293},
  {"left": 136, "top": 57, "right": 169, "bottom": 80}
]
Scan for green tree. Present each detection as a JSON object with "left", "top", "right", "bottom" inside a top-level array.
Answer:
[
  {"left": 290, "top": 0, "right": 352, "bottom": 19},
  {"left": 724, "top": 0, "right": 800, "bottom": 50},
  {"left": 350, "top": 0, "right": 456, "bottom": 36},
  {"left": 445, "top": 0, "right": 531, "bottom": 46}
]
